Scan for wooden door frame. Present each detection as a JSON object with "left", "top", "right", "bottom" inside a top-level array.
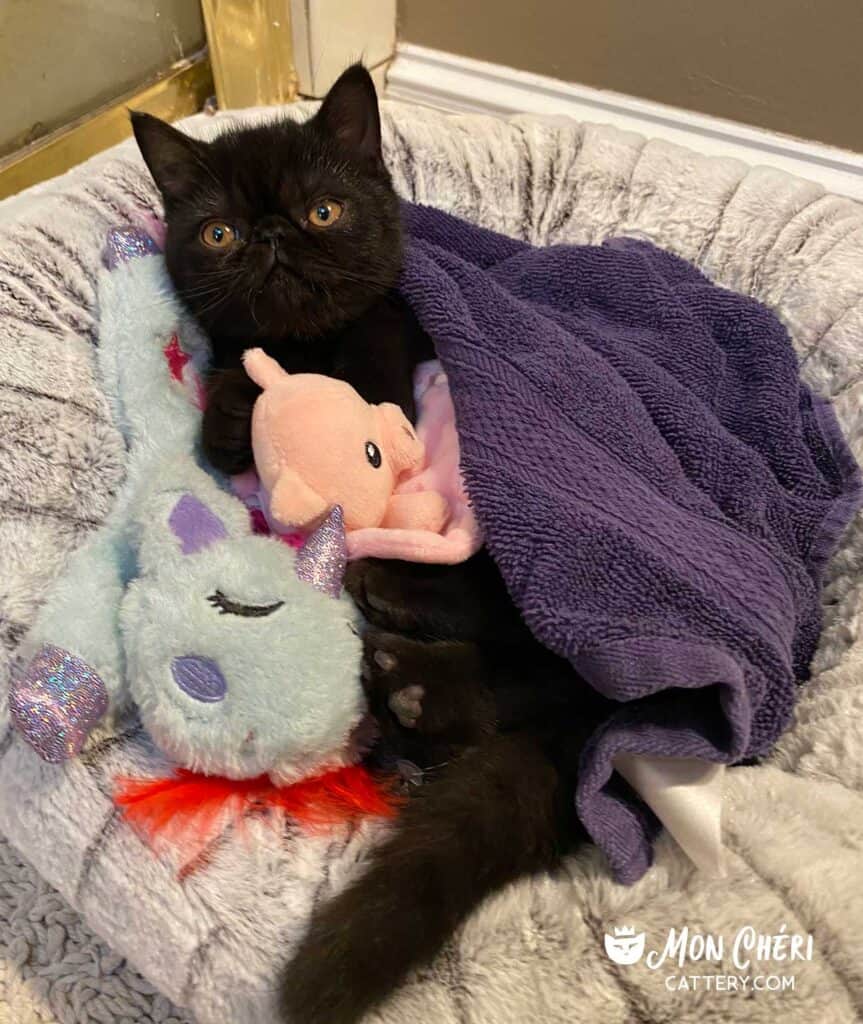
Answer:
[{"left": 204, "top": 0, "right": 397, "bottom": 107}]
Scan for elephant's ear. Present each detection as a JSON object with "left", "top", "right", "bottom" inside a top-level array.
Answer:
[{"left": 378, "top": 403, "right": 425, "bottom": 475}]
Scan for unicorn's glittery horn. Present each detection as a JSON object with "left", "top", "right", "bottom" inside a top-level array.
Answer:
[{"left": 294, "top": 505, "right": 347, "bottom": 598}]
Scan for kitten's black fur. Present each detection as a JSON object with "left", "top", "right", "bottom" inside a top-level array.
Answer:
[
  {"left": 133, "top": 66, "right": 606, "bottom": 1024},
  {"left": 284, "top": 564, "right": 609, "bottom": 1024}
]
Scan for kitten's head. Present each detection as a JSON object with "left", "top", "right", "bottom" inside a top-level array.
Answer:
[{"left": 131, "top": 65, "right": 401, "bottom": 348}]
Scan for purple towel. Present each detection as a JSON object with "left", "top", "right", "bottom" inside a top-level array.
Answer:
[{"left": 399, "top": 203, "right": 862, "bottom": 884}]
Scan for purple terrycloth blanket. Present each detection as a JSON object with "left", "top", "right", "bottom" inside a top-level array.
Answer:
[{"left": 398, "top": 203, "right": 862, "bottom": 884}]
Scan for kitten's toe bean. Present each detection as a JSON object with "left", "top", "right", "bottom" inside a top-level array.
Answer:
[
  {"left": 362, "top": 630, "right": 406, "bottom": 680},
  {"left": 362, "top": 630, "right": 432, "bottom": 714},
  {"left": 373, "top": 650, "right": 398, "bottom": 672},
  {"left": 389, "top": 685, "right": 425, "bottom": 728}
]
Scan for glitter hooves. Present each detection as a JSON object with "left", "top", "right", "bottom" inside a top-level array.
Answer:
[
  {"left": 9, "top": 645, "right": 109, "bottom": 763},
  {"left": 103, "top": 226, "right": 161, "bottom": 269}
]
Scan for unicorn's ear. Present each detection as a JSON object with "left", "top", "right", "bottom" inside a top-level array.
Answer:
[
  {"left": 134, "top": 459, "right": 253, "bottom": 573},
  {"left": 168, "top": 493, "right": 229, "bottom": 554}
]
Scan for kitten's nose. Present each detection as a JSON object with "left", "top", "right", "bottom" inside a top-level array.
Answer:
[{"left": 254, "top": 218, "right": 290, "bottom": 246}]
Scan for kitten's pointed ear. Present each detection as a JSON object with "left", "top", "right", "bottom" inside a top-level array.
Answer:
[
  {"left": 130, "top": 111, "right": 210, "bottom": 206},
  {"left": 314, "top": 64, "right": 383, "bottom": 167}
]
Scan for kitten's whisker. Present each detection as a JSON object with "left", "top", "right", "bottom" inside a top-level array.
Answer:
[{"left": 248, "top": 287, "right": 262, "bottom": 329}]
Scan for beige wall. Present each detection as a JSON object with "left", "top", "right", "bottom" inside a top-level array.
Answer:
[{"left": 398, "top": 0, "right": 863, "bottom": 152}]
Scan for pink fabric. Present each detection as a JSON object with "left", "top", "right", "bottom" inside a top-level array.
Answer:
[
  {"left": 140, "top": 212, "right": 167, "bottom": 249},
  {"left": 345, "top": 361, "right": 482, "bottom": 564},
  {"left": 234, "top": 472, "right": 306, "bottom": 548}
]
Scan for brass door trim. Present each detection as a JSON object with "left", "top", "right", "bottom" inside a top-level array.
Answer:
[
  {"left": 201, "top": 0, "right": 298, "bottom": 111},
  {"left": 0, "top": 53, "right": 213, "bottom": 202}
]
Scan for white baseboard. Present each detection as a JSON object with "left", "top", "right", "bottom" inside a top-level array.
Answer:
[{"left": 386, "top": 43, "right": 863, "bottom": 203}]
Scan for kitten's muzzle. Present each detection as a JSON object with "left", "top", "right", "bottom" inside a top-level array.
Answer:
[
  {"left": 253, "top": 216, "right": 292, "bottom": 247},
  {"left": 248, "top": 223, "right": 303, "bottom": 282}
]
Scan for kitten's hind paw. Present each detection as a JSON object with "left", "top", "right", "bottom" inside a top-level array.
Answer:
[
  {"left": 361, "top": 630, "right": 433, "bottom": 732},
  {"left": 361, "top": 630, "right": 495, "bottom": 744},
  {"left": 367, "top": 638, "right": 426, "bottom": 728},
  {"left": 388, "top": 684, "right": 425, "bottom": 729}
]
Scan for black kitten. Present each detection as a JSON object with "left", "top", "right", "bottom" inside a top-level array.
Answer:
[
  {"left": 132, "top": 64, "right": 430, "bottom": 473},
  {"left": 133, "top": 67, "right": 605, "bottom": 1024}
]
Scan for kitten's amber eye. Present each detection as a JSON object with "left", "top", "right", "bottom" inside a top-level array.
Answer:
[
  {"left": 200, "top": 221, "right": 238, "bottom": 249},
  {"left": 307, "top": 199, "right": 344, "bottom": 228}
]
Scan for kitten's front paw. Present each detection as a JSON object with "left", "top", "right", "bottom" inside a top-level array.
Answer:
[
  {"left": 345, "top": 554, "right": 501, "bottom": 640},
  {"left": 347, "top": 562, "right": 414, "bottom": 632},
  {"left": 345, "top": 560, "right": 444, "bottom": 634},
  {"left": 9, "top": 645, "right": 108, "bottom": 762},
  {"left": 201, "top": 368, "right": 259, "bottom": 474}
]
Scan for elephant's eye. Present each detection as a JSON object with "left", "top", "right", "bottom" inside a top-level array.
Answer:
[
  {"left": 207, "top": 590, "right": 284, "bottom": 618},
  {"left": 365, "top": 441, "right": 382, "bottom": 468}
]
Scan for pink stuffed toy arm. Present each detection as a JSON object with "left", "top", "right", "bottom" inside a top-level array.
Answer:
[{"left": 345, "top": 361, "right": 484, "bottom": 565}]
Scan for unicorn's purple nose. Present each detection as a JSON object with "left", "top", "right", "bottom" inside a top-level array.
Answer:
[{"left": 171, "top": 656, "right": 227, "bottom": 702}]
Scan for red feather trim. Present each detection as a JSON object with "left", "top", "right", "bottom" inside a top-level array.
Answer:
[{"left": 114, "top": 764, "right": 400, "bottom": 872}]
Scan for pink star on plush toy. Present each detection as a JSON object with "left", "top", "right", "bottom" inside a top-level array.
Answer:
[{"left": 163, "top": 333, "right": 206, "bottom": 410}]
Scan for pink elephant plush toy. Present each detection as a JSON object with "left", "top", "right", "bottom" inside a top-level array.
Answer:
[{"left": 242, "top": 348, "right": 450, "bottom": 534}]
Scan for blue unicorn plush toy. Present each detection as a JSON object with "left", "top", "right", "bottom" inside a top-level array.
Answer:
[{"left": 9, "top": 224, "right": 369, "bottom": 791}]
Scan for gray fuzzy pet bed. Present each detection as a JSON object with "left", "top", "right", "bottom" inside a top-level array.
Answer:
[{"left": 1, "top": 101, "right": 863, "bottom": 1024}]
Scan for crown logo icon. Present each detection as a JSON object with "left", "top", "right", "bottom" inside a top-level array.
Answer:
[{"left": 604, "top": 924, "right": 646, "bottom": 965}]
